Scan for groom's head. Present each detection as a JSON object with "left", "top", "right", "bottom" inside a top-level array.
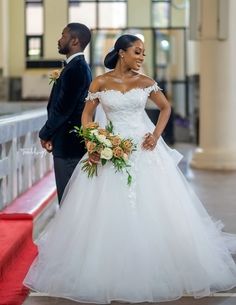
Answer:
[{"left": 58, "top": 23, "right": 91, "bottom": 56}]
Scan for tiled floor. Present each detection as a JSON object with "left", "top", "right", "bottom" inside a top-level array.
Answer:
[
  {"left": 23, "top": 143, "right": 236, "bottom": 305},
  {"left": 21, "top": 294, "right": 236, "bottom": 305}
]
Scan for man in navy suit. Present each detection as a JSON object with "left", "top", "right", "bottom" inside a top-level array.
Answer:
[{"left": 39, "top": 23, "right": 92, "bottom": 203}]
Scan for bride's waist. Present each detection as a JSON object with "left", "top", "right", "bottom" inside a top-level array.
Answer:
[{"left": 113, "top": 122, "right": 150, "bottom": 139}]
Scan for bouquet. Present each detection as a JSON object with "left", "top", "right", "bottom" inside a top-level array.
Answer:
[{"left": 73, "top": 121, "right": 136, "bottom": 185}]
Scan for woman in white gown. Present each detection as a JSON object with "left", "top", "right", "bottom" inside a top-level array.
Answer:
[{"left": 24, "top": 34, "right": 236, "bottom": 303}]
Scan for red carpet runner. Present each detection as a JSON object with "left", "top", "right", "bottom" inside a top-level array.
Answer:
[
  {"left": 0, "top": 219, "right": 38, "bottom": 305},
  {"left": 0, "top": 171, "right": 56, "bottom": 305}
]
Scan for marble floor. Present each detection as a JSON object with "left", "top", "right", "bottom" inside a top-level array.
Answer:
[{"left": 23, "top": 143, "right": 236, "bottom": 305}]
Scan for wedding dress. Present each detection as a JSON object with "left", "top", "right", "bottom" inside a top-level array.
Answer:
[{"left": 24, "top": 83, "right": 236, "bottom": 303}]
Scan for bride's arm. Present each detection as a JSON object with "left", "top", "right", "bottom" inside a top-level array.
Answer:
[
  {"left": 150, "top": 90, "right": 171, "bottom": 139},
  {"left": 81, "top": 79, "right": 101, "bottom": 163},
  {"left": 82, "top": 99, "right": 99, "bottom": 127},
  {"left": 81, "top": 79, "right": 101, "bottom": 127},
  {"left": 143, "top": 89, "right": 171, "bottom": 150}
]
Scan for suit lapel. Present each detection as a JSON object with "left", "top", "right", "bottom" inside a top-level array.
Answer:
[{"left": 47, "top": 55, "right": 86, "bottom": 111}]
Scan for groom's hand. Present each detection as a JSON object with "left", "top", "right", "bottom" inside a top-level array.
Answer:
[{"left": 40, "top": 139, "right": 53, "bottom": 153}]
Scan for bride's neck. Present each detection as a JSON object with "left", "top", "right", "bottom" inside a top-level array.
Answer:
[{"left": 113, "top": 62, "right": 134, "bottom": 78}]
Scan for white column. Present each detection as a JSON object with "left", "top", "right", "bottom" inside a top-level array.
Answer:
[{"left": 191, "top": 0, "right": 236, "bottom": 170}]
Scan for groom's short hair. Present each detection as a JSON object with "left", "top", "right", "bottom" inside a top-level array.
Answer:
[{"left": 67, "top": 23, "right": 91, "bottom": 51}]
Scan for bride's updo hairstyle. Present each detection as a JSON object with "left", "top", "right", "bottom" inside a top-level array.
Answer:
[{"left": 104, "top": 34, "right": 141, "bottom": 69}]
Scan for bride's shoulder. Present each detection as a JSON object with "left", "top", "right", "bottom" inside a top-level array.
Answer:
[
  {"left": 138, "top": 74, "right": 156, "bottom": 88},
  {"left": 136, "top": 74, "right": 161, "bottom": 94},
  {"left": 89, "top": 72, "right": 111, "bottom": 93}
]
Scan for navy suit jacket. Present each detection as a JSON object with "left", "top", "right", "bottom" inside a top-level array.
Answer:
[{"left": 39, "top": 55, "right": 92, "bottom": 158}]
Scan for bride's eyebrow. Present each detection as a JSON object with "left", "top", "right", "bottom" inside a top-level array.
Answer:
[{"left": 135, "top": 47, "right": 145, "bottom": 52}]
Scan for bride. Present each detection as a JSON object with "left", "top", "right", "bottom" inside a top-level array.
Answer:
[{"left": 24, "top": 34, "right": 236, "bottom": 303}]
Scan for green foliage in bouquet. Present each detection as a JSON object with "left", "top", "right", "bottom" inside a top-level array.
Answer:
[{"left": 72, "top": 121, "right": 136, "bottom": 185}]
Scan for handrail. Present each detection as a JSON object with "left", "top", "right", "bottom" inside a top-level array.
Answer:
[{"left": 0, "top": 109, "right": 53, "bottom": 210}]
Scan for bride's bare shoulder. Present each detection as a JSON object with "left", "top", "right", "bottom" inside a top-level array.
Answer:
[
  {"left": 137, "top": 74, "right": 156, "bottom": 87},
  {"left": 89, "top": 72, "right": 113, "bottom": 92}
]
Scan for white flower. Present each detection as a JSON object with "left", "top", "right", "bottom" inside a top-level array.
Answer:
[
  {"left": 95, "top": 135, "right": 112, "bottom": 147},
  {"left": 101, "top": 147, "right": 113, "bottom": 160},
  {"left": 90, "top": 129, "right": 99, "bottom": 136},
  {"left": 96, "top": 134, "right": 106, "bottom": 143},
  {"left": 103, "top": 139, "right": 112, "bottom": 147}
]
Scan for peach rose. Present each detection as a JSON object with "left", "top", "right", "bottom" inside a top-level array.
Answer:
[
  {"left": 98, "top": 128, "right": 109, "bottom": 136},
  {"left": 123, "top": 153, "right": 128, "bottom": 161},
  {"left": 122, "top": 139, "right": 133, "bottom": 154},
  {"left": 49, "top": 69, "right": 61, "bottom": 80},
  {"left": 113, "top": 146, "right": 124, "bottom": 158},
  {"left": 86, "top": 141, "right": 97, "bottom": 153},
  {"left": 110, "top": 136, "right": 122, "bottom": 147},
  {"left": 85, "top": 122, "right": 99, "bottom": 129}
]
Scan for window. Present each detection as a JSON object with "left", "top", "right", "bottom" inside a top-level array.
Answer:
[
  {"left": 69, "top": 2, "right": 96, "bottom": 28},
  {"left": 25, "top": 0, "right": 43, "bottom": 59},
  {"left": 152, "top": 1, "right": 170, "bottom": 27},
  {"left": 68, "top": 0, "right": 127, "bottom": 74},
  {"left": 91, "top": 29, "right": 123, "bottom": 75},
  {"left": 98, "top": 2, "right": 126, "bottom": 28},
  {"left": 68, "top": 0, "right": 127, "bottom": 29},
  {"left": 26, "top": 36, "right": 43, "bottom": 58},
  {"left": 152, "top": 0, "right": 188, "bottom": 27}
]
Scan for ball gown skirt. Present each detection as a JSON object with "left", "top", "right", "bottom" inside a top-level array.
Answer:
[{"left": 24, "top": 84, "right": 236, "bottom": 303}]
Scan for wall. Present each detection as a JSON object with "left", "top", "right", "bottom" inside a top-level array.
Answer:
[{"left": 44, "top": 0, "right": 67, "bottom": 60}]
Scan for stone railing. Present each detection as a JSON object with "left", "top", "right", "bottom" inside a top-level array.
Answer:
[{"left": 0, "top": 109, "right": 53, "bottom": 210}]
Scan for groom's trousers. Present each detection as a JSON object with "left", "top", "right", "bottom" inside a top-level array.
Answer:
[{"left": 53, "top": 157, "right": 81, "bottom": 204}]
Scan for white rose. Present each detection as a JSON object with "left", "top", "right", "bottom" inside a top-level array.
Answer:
[
  {"left": 100, "top": 147, "right": 113, "bottom": 160},
  {"left": 96, "top": 134, "right": 106, "bottom": 143},
  {"left": 103, "top": 139, "right": 112, "bottom": 147},
  {"left": 90, "top": 129, "right": 99, "bottom": 136}
]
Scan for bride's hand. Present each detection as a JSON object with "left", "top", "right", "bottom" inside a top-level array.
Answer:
[
  {"left": 142, "top": 133, "right": 158, "bottom": 150},
  {"left": 88, "top": 152, "right": 100, "bottom": 164}
]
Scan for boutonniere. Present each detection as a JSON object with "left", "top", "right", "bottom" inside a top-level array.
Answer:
[{"left": 49, "top": 68, "right": 63, "bottom": 85}]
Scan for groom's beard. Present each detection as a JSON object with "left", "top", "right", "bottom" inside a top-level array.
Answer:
[{"left": 58, "top": 43, "right": 70, "bottom": 55}]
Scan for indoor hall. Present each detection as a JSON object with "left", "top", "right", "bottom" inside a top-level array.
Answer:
[{"left": 0, "top": 1, "right": 236, "bottom": 305}]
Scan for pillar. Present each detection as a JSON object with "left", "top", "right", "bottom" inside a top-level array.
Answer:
[{"left": 191, "top": 0, "right": 236, "bottom": 170}]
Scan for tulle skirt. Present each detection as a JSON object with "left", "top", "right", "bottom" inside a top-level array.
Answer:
[{"left": 24, "top": 136, "right": 236, "bottom": 303}]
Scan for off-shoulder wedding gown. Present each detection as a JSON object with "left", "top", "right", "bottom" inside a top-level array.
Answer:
[{"left": 24, "top": 83, "right": 236, "bottom": 303}]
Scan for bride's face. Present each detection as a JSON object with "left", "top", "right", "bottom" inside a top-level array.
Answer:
[{"left": 122, "top": 40, "right": 145, "bottom": 71}]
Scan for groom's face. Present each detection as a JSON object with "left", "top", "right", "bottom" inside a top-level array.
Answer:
[{"left": 58, "top": 27, "right": 73, "bottom": 55}]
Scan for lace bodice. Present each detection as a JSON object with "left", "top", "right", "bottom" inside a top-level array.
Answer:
[{"left": 85, "top": 82, "right": 161, "bottom": 139}]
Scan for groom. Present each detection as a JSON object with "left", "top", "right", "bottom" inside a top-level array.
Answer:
[{"left": 39, "top": 23, "right": 92, "bottom": 203}]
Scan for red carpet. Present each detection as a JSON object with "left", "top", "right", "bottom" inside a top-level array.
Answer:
[
  {"left": 0, "top": 219, "right": 38, "bottom": 305},
  {"left": 0, "top": 171, "right": 56, "bottom": 305}
]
